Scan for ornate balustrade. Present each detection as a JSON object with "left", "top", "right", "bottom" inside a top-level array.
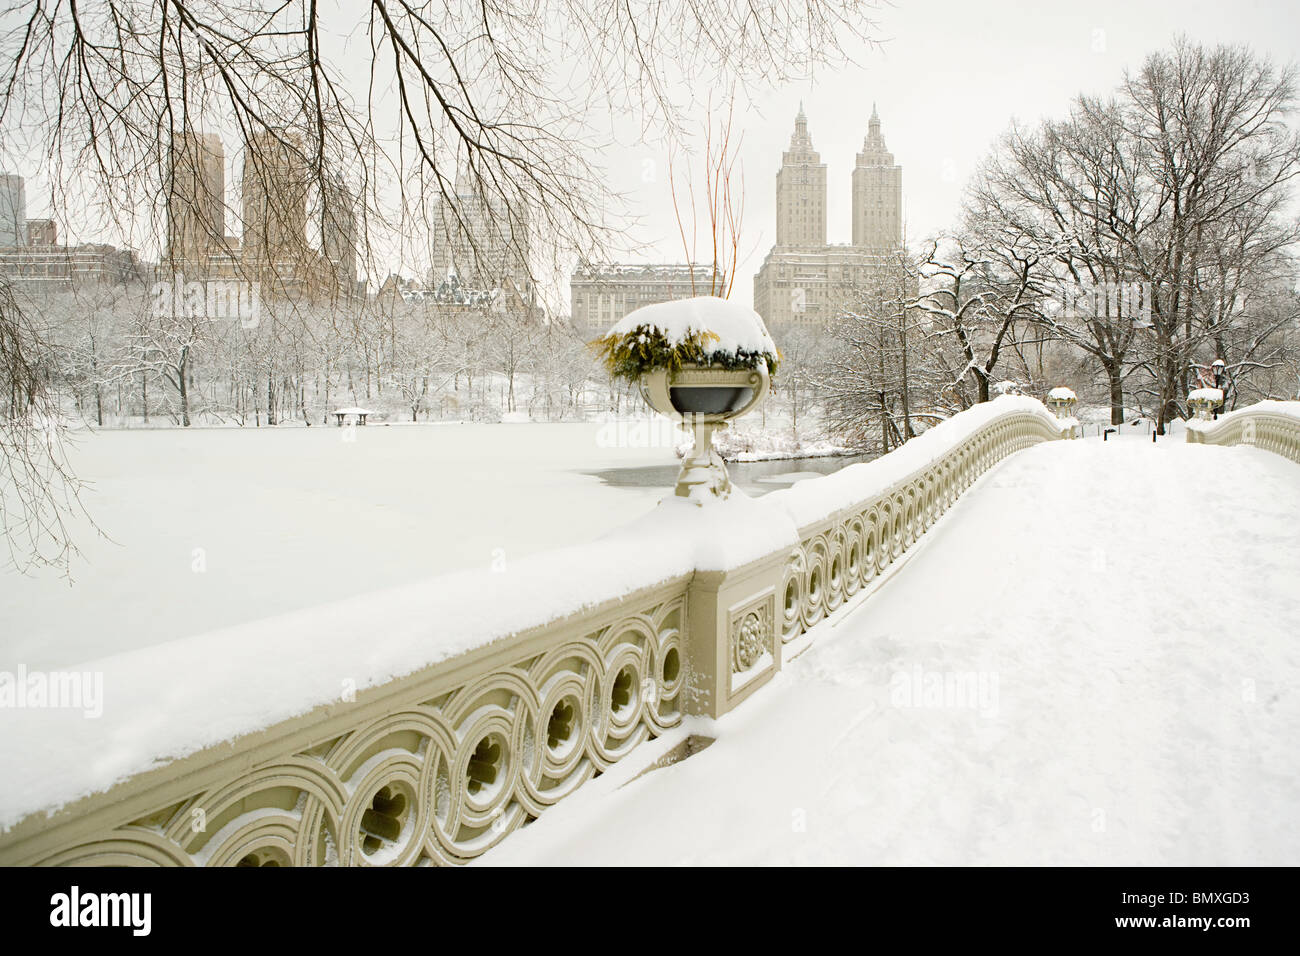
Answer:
[
  {"left": 0, "top": 575, "right": 694, "bottom": 867},
  {"left": 768, "top": 406, "right": 1070, "bottom": 654},
  {"left": 1185, "top": 399, "right": 1300, "bottom": 465},
  {"left": 0, "top": 396, "right": 1071, "bottom": 867}
]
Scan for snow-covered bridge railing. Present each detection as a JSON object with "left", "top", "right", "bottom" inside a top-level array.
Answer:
[
  {"left": 0, "top": 548, "right": 705, "bottom": 866},
  {"left": 765, "top": 400, "right": 1072, "bottom": 653},
  {"left": 1185, "top": 400, "right": 1300, "bottom": 466},
  {"left": 0, "top": 396, "right": 1071, "bottom": 867}
]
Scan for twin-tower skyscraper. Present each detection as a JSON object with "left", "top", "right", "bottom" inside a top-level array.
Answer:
[{"left": 754, "top": 104, "right": 904, "bottom": 325}]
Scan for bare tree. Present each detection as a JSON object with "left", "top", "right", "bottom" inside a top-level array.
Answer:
[
  {"left": 132, "top": 295, "right": 206, "bottom": 426},
  {"left": 970, "top": 97, "right": 1154, "bottom": 424},
  {"left": 970, "top": 39, "right": 1300, "bottom": 431},
  {"left": 487, "top": 297, "right": 541, "bottom": 414},
  {"left": 767, "top": 321, "right": 826, "bottom": 432},
  {"left": 819, "top": 253, "right": 944, "bottom": 451},
  {"left": 669, "top": 94, "right": 745, "bottom": 298},
  {"left": 911, "top": 235, "right": 1043, "bottom": 407},
  {"left": 0, "top": 279, "right": 98, "bottom": 573}
]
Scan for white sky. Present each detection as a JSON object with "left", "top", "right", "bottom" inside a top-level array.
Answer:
[{"left": 602, "top": 0, "right": 1300, "bottom": 310}]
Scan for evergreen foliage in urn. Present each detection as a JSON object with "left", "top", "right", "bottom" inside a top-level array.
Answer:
[{"left": 591, "top": 296, "right": 780, "bottom": 383}]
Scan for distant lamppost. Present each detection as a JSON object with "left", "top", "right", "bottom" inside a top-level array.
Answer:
[{"left": 1211, "top": 359, "right": 1228, "bottom": 418}]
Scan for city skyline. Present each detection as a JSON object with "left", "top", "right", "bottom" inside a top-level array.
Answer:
[{"left": 3, "top": 0, "right": 1299, "bottom": 312}]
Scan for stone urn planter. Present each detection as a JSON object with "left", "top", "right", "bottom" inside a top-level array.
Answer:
[
  {"left": 1046, "top": 386, "right": 1077, "bottom": 419},
  {"left": 640, "top": 362, "right": 770, "bottom": 500},
  {"left": 593, "top": 296, "right": 778, "bottom": 502},
  {"left": 1188, "top": 387, "right": 1223, "bottom": 421},
  {"left": 1046, "top": 386, "right": 1080, "bottom": 439},
  {"left": 639, "top": 364, "right": 769, "bottom": 419}
]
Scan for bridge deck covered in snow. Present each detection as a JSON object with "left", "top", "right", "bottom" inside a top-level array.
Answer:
[{"left": 482, "top": 437, "right": 1300, "bottom": 865}]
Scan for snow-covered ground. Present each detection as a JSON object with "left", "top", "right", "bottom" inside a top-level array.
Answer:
[
  {"left": 480, "top": 435, "right": 1300, "bottom": 865},
  {"left": 0, "top": 418, "right": 865, "bottom": 675},
  {"left": 0, "top": 423, "right": 677, "bottom": 671}
]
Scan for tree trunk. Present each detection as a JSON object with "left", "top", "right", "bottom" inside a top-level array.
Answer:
[
  {"left": 1105, "top": 361, "right": 1124, "bottom": 425},
  {"left": 323, "top": 359, "right": 332, "bottom": 425},
  {"left": 899, "top": 315, "right": 914, "bottom": 437},
  {"left": 879, "top": 390, "right": 890, "bottom": 452},
  {"left": 178, "top": 347, "right": 191, "bottom": 427}
]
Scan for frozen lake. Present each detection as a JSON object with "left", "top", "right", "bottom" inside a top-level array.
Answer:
[{"left": 1, "top": 422, "right": 856, "bottom": 670}]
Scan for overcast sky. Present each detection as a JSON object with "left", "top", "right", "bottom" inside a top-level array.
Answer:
[{"left": 602, "top": 0, "right": 1300, "bottom": 310}]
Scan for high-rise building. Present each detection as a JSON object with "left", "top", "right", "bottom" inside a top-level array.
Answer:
[
  {"left": 160, "top": 129, "right": 360, "bottom": 302},
  {"left": 753, "top": 106, "right": 906, "bottom": 326},
  {"left": 775, "top": 104, "right": 827, "bottom": 248},
  {"left": 321, "top": 175, "right": 357, "bottom": 290},
  {"left": 0, "top": 174, "right": 27, "bottom": 248},
  {"left": 166, "top": 131, "right": 225, "bottom": 273},
  {"left": 241, "top": 130, "right": 309, "bottom": 277},
  {"left": 851, "top": 104, "right": 903, "bottom": 250},
  {"left": 432, "top": 165, "right": 531, "bottom": 302}
]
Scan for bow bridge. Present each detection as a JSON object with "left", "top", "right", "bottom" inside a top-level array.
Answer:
[{"left": 1, "top": 396, "right": 1297, "bottom": 865}]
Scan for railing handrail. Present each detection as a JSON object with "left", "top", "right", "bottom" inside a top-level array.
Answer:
[
  {"left": 0, "top": 535, "right": 709, "bottom": 836},
  {"left": 768, "top": 396, "right": 1064, "bottom": 533},
  {"left": 1185, "top": 399, "right": 1300, "bottom": 466}
]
